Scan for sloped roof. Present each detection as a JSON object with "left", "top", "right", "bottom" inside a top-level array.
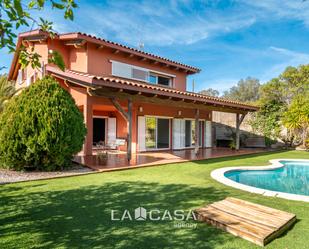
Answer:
[
  {"left": 46, "top": 65, "right": 258, "bottom": 112},
  {"left": 9, "top": 29, "right": 200, "bottom": 80},
  {"left": 58, "top": 32, "right": 200, "bottom": 73}
]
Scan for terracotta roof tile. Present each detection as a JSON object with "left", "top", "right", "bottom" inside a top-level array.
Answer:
[
  {"left": 61, "top": 68, "right": 258, "bottom": 111},
  {"left": 60, "top": 32, "right": 200, "bottom": 73}
]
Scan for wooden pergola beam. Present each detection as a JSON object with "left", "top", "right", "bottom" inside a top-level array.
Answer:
[
  {"left": 64, "top": 39, "right": 86, "bottom": 48},
  {"left": 89, "top": 88, "right": 248, "bottom": 114},
  {"left": 109, "top": 97, "right": 128, "bottom": 121},
  {"left": 23, "top": 35, "right": 48, "bottom": 42},
  {"left": 48, "top": 69, "right": 256, "bottom": 113},
  {"left": 108, "top": 97, "right": 132, "bottom": 161}
]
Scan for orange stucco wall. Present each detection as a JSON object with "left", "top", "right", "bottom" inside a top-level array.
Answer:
[
  {"left": 69, "top": 46, "right": 88, "bottom": 72},
  {"left": 68, "top": 86, "right": 211, "bottom": 154},
  {"left": 17, "top": 38, "right": 189, "bottom": 91},
  {"left": 49, "top": 39, "right": 71, "bottom": 68},
  {"left": 86, "top": 43, "right": 188, "bottom": 91},
  {"left": 16, "top": 42, "right": 49, "bottom": 90}
]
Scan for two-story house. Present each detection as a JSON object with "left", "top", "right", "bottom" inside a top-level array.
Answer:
[{"left": 8, "top": 30, "right": 258, "bottom": 160}]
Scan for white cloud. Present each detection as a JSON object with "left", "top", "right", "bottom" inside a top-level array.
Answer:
[
  {"left": 196, "top": 78, "right": 240, "bottom": 94},
  {"left": 38, "top": 0, "right": 309, "bottom": 48},
  {"left": 261, "top": 46, "right": 309, "bottom": 81},
  {"left": 61, "top": 0, "right": 256, "bottom": 47},
  {"left": 240, "top": 0, "right": 309, "bottom": 26}
]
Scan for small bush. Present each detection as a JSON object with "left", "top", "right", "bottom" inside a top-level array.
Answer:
[{"left": 0, "top": 76, "right": 87, "bottom": 171}]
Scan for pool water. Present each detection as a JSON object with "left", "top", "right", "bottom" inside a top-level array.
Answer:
[{"left": 225, "top": 161, "right": 309, "bottom": 196}]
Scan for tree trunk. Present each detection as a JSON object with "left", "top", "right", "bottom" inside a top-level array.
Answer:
[{"left": 303, "top": 126, "right": 308, "bottom": 148}]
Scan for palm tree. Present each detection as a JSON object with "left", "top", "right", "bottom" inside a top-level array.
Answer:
[
  {"left": 282, "top": 93, "right": 309, "bottom": 148},
  {"left": 0, "top": 74, "right": 16, "bottom": 112}
]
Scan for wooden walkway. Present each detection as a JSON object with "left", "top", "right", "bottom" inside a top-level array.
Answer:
[{"left": 195, "top": 197, "right": 296, "bottom": 247}]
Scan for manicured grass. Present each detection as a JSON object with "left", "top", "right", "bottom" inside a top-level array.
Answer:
[{"left": 0, "top": 150, "right": 308, "bottom": 249}]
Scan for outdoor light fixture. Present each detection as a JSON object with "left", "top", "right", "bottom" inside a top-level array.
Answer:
[
  {"left": 178, "top": 110, "right": 182, "bottom": 116},
  {"left": 139, "top": 106, "right": 143, "bottom": 112}
]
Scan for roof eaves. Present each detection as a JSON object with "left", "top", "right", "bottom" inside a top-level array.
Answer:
[
  {"left": 47, "top": 66, "right": 258, "bottom": 111},
  {"left": 59, "top": 32, "right": 201, "bottom": 73}
]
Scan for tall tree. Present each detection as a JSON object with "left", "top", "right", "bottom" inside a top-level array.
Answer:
[
  {"left": 199, "top": 88, "right": 219, "bottom": 97},
  {"left": 223, "top": 77, "right": 261, "bottom": 103},
  {"left": 250, "top": 100, "right": 286, "bottom": 147},
  {"left": 0, "top": 0, "right": 77, "bottom": 69},
  {"left": 251, "top": 64, "right": 309, "bottom": 146}
]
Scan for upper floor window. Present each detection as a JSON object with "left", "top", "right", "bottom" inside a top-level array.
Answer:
[
  {"left": 112, "top": 61, "right": 148, "bottom": 81},
  {"left": 111, "top": 60, "right": 174, "bottom": 87},
  {"left": 149, "top": 74, "right": 157, "bottom": 84},
  {"left": 17, "top": 68, "right": 27, "bottom": 85},
  {"left": 132, "top": 68, "right": 148, "bottom": 81},
  {"left": 149, "top": 73, "right": 171, "bottom": 87}
]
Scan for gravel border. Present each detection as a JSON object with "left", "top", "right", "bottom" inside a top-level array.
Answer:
[{"left": 0, "top": 164, "right": 93, "bottom": 184}]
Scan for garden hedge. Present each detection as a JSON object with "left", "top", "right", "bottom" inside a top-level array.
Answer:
[{"left": 0, "top": 76, "right": 87, "bottom": 171}]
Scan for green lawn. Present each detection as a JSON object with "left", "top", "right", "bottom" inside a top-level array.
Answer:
[{"left": 0, "top": 150, "right": 309, "bottom": 249}]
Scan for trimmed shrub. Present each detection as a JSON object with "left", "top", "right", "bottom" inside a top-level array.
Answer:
[{"left": 0, "top": 76, "right": 87, "bottom": 171}]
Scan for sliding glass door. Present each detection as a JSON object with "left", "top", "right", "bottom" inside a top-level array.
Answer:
[
  {"left": 184, "top": 120, "right": 197, "bottom": 147},
  {"left": 146, "top": 117, "right": 170, "bottom": 150},
  {"left": 184, "top": 120, "right": 204, "bottom": 148},
  {"left": 199, "top": 121, "right": 204, "bottom": 147},
  {"left": 185, "top": 120, "right": 192, "bottom": 147},
  {"left": 145, "top": 117, "right": 156, "bottom": 149}
]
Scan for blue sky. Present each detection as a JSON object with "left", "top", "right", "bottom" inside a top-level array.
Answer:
[{"left": 1, "top": 0, "right": 309, "bottom": 93}]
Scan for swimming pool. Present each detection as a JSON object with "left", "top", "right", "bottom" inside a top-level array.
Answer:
[{"left": 211, "top": 159, "right": 309, "bottom": 202}]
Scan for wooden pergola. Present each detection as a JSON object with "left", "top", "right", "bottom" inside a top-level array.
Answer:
[{"left": 47, "top": 66, "right": 258, "bottom": 161}]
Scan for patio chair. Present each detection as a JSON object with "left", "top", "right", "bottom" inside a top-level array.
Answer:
[{"left": 105, "top": 139, "right": 126, "bottom": 150}]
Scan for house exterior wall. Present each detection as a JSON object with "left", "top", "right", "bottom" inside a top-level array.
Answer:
[
  {"left": 69, "top": 46, "right": 88, "bottom": 72},
  {"left": 86, "top": 43, "right": 187, "bottom": 91},
  {"left": 67, "top": 85, "right": 212, "bottom": 154},
  {"left": 16, "top": 37, "right": 190, "bottom": 92},
  {"left": 15, "top": 42, "right": 49, "bottom": 90}
]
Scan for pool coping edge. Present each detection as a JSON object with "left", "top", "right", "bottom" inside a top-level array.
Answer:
[{"left": 211, "top": 159, "right": 309, "bottom": 202}]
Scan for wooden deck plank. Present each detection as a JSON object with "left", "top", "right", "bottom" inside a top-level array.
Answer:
[
  {"left": 210, "top": 202, "right": 280, "bottom": 229},
  {"left": 226, "top": 197, "right": 295, "bottom": 220},
  {"left": 195, "top": 198, "right": 296, "bottom": 247},
  {"left": 218, "top": 200, "right": 289, "bottom": 226},
  {"left": 197, "top": 206, "right": 271, "bottom": 237}
]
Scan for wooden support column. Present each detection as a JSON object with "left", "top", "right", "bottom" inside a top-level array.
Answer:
[
  {"left": 127, "top": 99, "right": 132, "bottom": 162},
  {"left": 110, "top": 97, "right": 129, "bottom": 121},
  {"left": 195, "top": 109, "right": 200, "bottom": 155},
  {"left": 109, "top": 97, "right": 133, "bottom": 161},
  {"left": 236, "top": 113, "right": 246, "bottom": 151},
  {"left": 83, "top": 97, "right": 93, "bottom": 156}
]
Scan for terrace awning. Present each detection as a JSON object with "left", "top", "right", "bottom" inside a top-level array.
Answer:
[{"left": 46, "top": 65, "right": 258, "bottom": 114}]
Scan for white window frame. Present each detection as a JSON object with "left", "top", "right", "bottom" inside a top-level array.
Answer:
[
  {"left": 110, "top": 60, "right": 176, "bottom": 83},
  {"left": 145, "top": 116, "right": 171, "bottom": 151},
  {"left": 149, "top": 73, "right": 172, "bottom": 87},
  {"left": 173, "top": 118, "right": 205, "bottom": 149},
  {"left": 17, "top": 68, "right": 27, "bottom": 85},
  {"left": 205, "top": 121, "right": 212, "bottom": 148}
]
